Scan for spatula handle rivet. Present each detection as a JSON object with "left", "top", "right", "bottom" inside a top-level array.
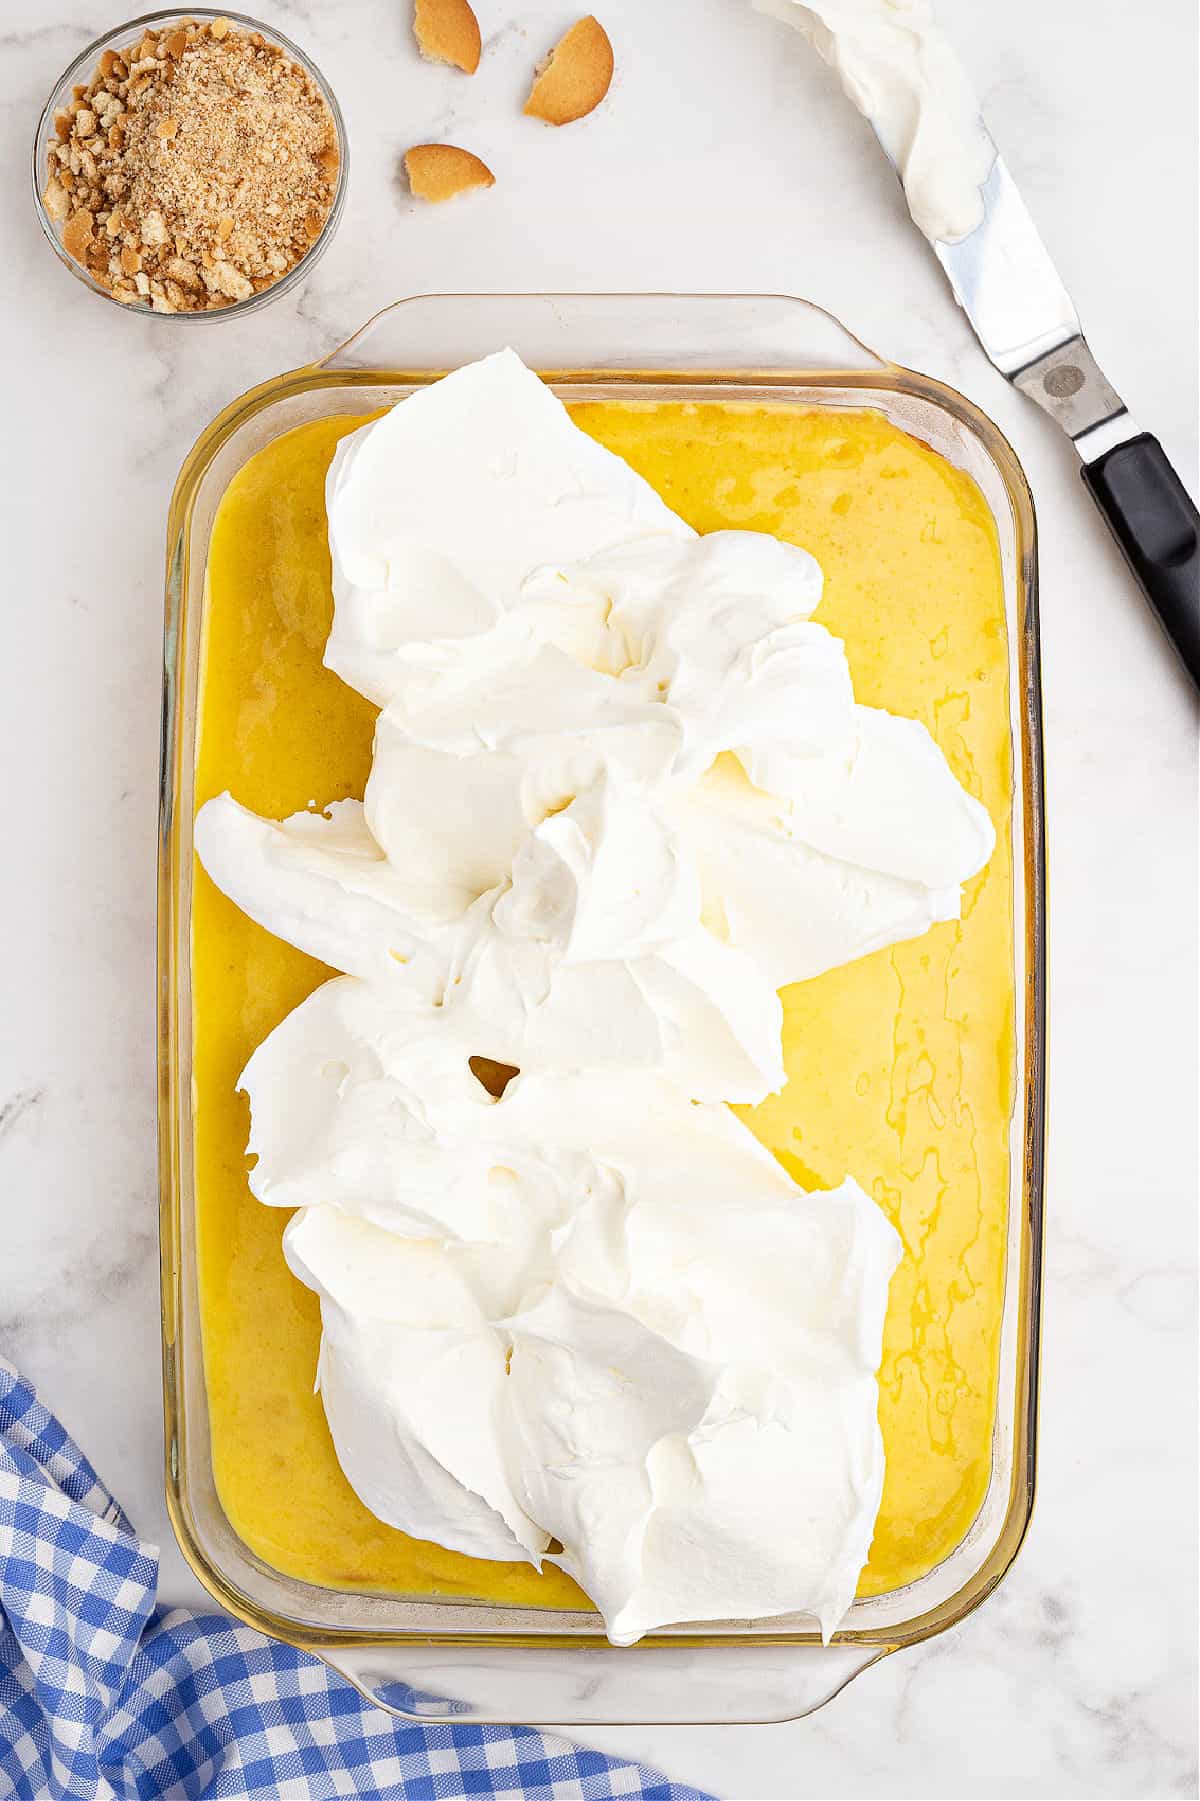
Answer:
[{"left": 1043, "top": 364, "right": 1084, "bottom": 399}]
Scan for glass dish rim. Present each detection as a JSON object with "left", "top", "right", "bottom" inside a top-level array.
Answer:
[
  {"left": 158, "top": 292, "right": 1046, "bottom": 1681},
  {"left": 31, "top": 7, "right": 348, "bottom": 323}
]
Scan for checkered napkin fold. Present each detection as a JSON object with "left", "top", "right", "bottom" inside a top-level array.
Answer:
[{"left": 0, "top": 1360, "right": 713, "bottom": 1801}]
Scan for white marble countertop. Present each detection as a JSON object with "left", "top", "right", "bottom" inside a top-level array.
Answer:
[{"left": 4, "top": 1, "right": 1197, "bottom": 1795}]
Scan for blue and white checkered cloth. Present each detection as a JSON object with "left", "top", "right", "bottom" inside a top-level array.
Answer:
[{"left": 0, "top": 1361, "right": 713, "bottom": 1801}]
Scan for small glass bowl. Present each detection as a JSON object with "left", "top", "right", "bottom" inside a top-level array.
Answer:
[{"left": 31, "top": 9, "right": 348, "bottom": 321}]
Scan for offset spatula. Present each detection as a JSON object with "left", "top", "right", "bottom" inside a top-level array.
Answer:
[{"left": 884, "top": 127, "right": 1200, "bottom": 687}]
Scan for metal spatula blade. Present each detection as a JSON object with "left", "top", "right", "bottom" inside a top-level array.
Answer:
[{"left": 873, "top": 120, "right": 1199, "bottom": 685}]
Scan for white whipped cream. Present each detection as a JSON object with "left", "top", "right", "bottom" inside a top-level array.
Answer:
[
  {"left": 197, "top": 350, "right": 992, "bottom": 1104},
  {"left": 324, "top": 348, "right": 689, "bottom": 706},
  {"left": 754, "top": 0, "right": 994, "bottom": 242},
  {"left": 194, "top": 349, "right": 994, "bottom": 1643},
  {"left": 251, "top": 981, "right": 901, "bottom": 1640}
]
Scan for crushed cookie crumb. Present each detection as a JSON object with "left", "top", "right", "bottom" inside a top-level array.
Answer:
[
  {"left": 62, "top": 208, "right": 94, "bottom": 261},
  {"left": 42, "top": 17, "right": 339, "bottom": 313}
]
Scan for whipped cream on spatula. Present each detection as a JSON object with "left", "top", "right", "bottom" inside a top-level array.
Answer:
[{"left": 754, "top": 0, "right": 992, "bottom": 241}]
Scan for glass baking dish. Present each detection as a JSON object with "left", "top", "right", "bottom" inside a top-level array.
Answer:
[{"left": 158, "top": 293, "right": 1046, "bottom": 1725}]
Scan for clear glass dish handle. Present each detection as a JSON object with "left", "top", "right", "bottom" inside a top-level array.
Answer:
[
  {"left": 316, "top": 293, "right": 887, "bottom": 377},
  {"left": 317, "top": 1640, "right": 887, "bottom": 1726}
]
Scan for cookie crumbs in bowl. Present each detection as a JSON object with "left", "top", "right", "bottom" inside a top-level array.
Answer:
[{"left": 39, "top": 14, "right": 343, "bottom": 315}]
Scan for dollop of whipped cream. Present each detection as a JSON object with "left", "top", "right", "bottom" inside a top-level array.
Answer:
[
  {"left": 322, "top": 346, "right": 689, "bottom": 707},
  {"left": 196, "top": 349, "right": 993, "bottom": 1104},
  {"left": 193, "top": 348, "right": 993, "bottom": 1642},
  {"left": 753, "top": 0, "right": 994, "bottom": 242},
  {"left": 247, "top": 979, "right": 902, "bottom": 1642}
]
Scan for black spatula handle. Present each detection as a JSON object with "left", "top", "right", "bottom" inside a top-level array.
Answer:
[{"left": 1082, "top": 433, "right": 1200, "bottom": 688}]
